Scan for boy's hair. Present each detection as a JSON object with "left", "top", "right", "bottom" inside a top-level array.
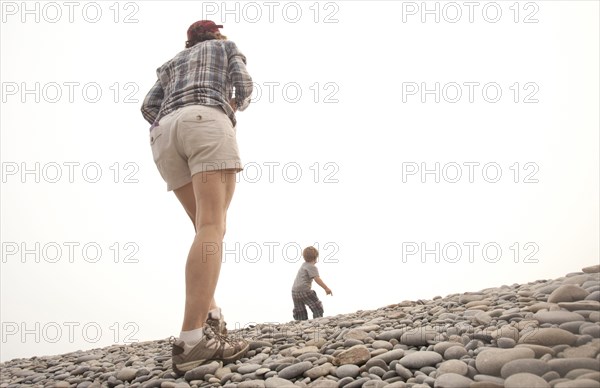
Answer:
[{"left": 303, "top": 246, "right": 319, "bottom": 262}]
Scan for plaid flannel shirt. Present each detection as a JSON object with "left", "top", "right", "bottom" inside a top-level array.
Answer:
[{"left": 141, "top": 39, "right": 253, "bottom": 128}]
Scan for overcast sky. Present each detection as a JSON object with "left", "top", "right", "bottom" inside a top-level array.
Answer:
[{"left": 1, "top": 0, "right": 598, "bottom": 362}]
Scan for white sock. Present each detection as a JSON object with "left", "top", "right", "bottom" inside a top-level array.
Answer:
[
  {"left": 208, "top": 307, "right": 221, "bottom": 320},
  {"left": 179, "top": 327, "right": 204, "bottom": 352}
]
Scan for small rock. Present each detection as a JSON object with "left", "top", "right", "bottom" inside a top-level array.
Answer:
[
  {"left": 504, "top": 373, "right": 549, "bottom": 388},
  {"left": 475, "top": 348, "right": 535, "bottom": 376},
  {"left": 333, "top": 345, "right": 371, "bottom": 366},
  {"left": 500, "top": 359, "right": 551, "bottom": 378},
  {"left": 264, "top": 377, "right": 296, "bottom": 388},
  {"left": 437, "top": 360, "right": 468, "bottom": 376},
  {"left": 497, "top": 338, "right": 516, "bottom": 348},
  {"left": 433, "top": 373, "right": 473, "bottom": 388},
  {"left": 291, "top": 346, "right": 319, "bottom": 357},
  {"left": 444, "top": 346, "right": 468, "bottom": 360},
  {"left": 304, "top": 363, "right": 333, "bottom": 379},
  {"left": 398, "top": 351, "right": 442, "bottom": 369},
  {"left": 395, "top": 363, "right": 412, "bottom": 380},
  {"left": 238, "top": 380, "right": 266, "bottom": 388},
  {"left": 582, "top": 265, "right": 600, "bottom": 273},
  {"left": 475, "top": 312, "right": 493, "bottom": 325},
  {"left": 277, "top": 361, "right": 312, "bottom": 380},
  {"left": 518, "top": 328, "right": 577, "bottom": 347},
  {"left": 372, "top": 349, "right": 405, "bottom": 364},
  {"left": 336, "top": 364, "right": 360, "bottom": 379},
  {"left": 308, "top": 379, "right": 338, "bottom": 388},
  {"left": 183, "top": 361, "right": 220, "bottom": 382},
  {"left": 344, "top": 329, "right": 370, "bottom": 341},
  {"left": 117, "top": 367, "right": 138, "bottom": 382},
  {"left": 533, "top": 311, "right": 585, "bottom": 325},
  {"left": 548, "top": 285, "right": 589, "bottom": 303},
  {"left": 548, "top": 358, "right": 600, "bottom": 377},
  {"left": 238, "top": 364, "right": 262, "bottom": 375}
]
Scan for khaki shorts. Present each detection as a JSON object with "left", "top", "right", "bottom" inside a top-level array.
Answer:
[{"left": 150, "top": 105, "right": 242, "bottom": 191}]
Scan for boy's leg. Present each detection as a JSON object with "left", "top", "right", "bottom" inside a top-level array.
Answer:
[
  {"left": 291, "top": 291, "right": 309, "bottom": 321},
  {"left": 306, "top": 290, "right": 324, "bottom": 319}
]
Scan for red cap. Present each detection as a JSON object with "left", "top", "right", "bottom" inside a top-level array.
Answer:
[{"left": 187, "top": 20, "right": 223, "bottom": 40}]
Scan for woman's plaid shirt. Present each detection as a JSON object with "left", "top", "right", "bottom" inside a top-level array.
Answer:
[{"left": 141, "top": 39, "right": 253, "bottom": 128}]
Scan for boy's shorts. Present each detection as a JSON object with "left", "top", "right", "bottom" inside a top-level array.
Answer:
[{"left": 150, "top": 105, "right": 243, "bottom": 191}]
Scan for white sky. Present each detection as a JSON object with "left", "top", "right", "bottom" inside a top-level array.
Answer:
[{"left": 1, "top": 0, "right": 598, "bottom": 362}]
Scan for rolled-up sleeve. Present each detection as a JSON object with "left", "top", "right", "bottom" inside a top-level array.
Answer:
[
  {"left": 141, "top": 79, "right": 164, "bottom": 124},
  {"left": 227, "top": 42, "right": 253, "bottom": 112}
]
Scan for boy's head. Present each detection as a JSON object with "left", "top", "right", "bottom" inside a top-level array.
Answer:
[{"left": 303, "top": 246, "right": 319, "bottom": 263}]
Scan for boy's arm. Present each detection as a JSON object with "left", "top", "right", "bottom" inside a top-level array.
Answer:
[{"left": 314, "top": 276, "right": 332, "bottom": 295}]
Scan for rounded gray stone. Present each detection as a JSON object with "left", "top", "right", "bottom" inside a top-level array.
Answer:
[
  {"left": 238, "top": 380, "right": 266, "bottom": 388},
  {"left": 334, "top": 345, "right": 371, "bottom": 366},
  {"left": 500, "top": 359, "right": 551, "bottom": 378},
  {"left": 368, "top": 366, "right": 386, "bottom": 378},
  {"left": 556, "top": 379, "right": 600, "bottom": 388},
  {"left": 398, "top": 351, "right": 442, "bottom": 369},
  {"left": 395, "top": 363, "right": 412, "bottom": 379},
  {"left": 238, "top": 364, "right": 262, "bottom": 375},
  {"left": 304, "top": 363, "right": 333, "bottom": 379},
  {"left": 183, "top": 361, "right": 220, "bottom": 382},
  {"left": 443, "top": 346, "right": 468, "bottom": 360},
  {"left": 362, "top": 381, "right": 389, "bottom": 388},
  {"left": 518, "top": 328, "right": 577, "bottom": 347},
  {"left": 365, "top": 358, "right": 389, "bottom": 371},
  {"left": 582, "top": 265, "right": 600, "bottom": 273},
  {"left": 475, "top": 348, "right": 535, "bottom": 376},
  {"left": 548, "top": 358, "right": 600, "bottom": 377},
  {"left": 308, "top": 379, "right": 339, "bottom": 388},
  {"left": 580, "top": 325, "right": 600, "bottom": 338},
  {"left": 548, "top": 285, "right": 589, "bottom": 303},
  {"left": 505, "top": 373, "right": 550, "bottom": 388},
  {"left": 437, "top": 360, "right": 468, "bottom": 377},
  {"left": 433, "top": 341, "right": 462, "bottom": 354},
  {"left": 372, "top": 349, "right": 405, "bottom": 364},
  {"left": 372, "top": 340, "right": 393, "bottom": 350},
  {"left": 497, "top": 338, "right": 516, "bottom": 348},
  {"left": 376, "top": 329, "right": 405, "bottom": 341},
  {"left": 264, "top": 377, "right": 296, "bottom": 388},
  {"left": 336, "top": 364, "right": 360, "bottom": 379},
  {"left": 116, "top": 367, "right": 137, "bottom": 382},
  {"left": 400, "top": 330, "right": 437, "bottom": 347},
  {"left": 533, "top": 311, "right": 585, "bottom": 325},
  {"left": 586, "top": 291, "right": 600, "bottom": 301},
  {"left": 564, "top": 368, "right": 600, "bottom": 379},
  {"left": 433, "top": 373, "right": 474, "bottom": 388},
  {"left": 277, "top": 361, "right": 313, "bottom": 380},
  {"left": 474, "top": 312, "right": 493, "bottom": 325}
]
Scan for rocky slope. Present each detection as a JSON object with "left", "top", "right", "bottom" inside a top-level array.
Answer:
[{"left": 2, "top": 265, "right": 599, "bottom": 388}]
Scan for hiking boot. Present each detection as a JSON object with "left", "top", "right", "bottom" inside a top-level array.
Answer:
[
  {"left": 206, "top": 309, "right": 227, "bottom": 335},
  {"left": 171, "top": 325, "right": 248, "bottom": 375}
]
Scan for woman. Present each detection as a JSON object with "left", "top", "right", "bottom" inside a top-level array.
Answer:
[{"left": 141, "top": 20, "right": 253, "bottom": 374}]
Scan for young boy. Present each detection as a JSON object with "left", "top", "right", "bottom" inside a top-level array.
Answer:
[{"left": 291, "top": 246, "right": 332, "bottom": 320}]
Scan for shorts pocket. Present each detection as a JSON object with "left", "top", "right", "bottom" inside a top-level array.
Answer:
[
  {"left": 150, "top": 126, "right": 168, "bottom": 163},
  {"left": 181, "top": 108, "right": 217, "bottom": 124},
  {"left": 150, "top": 132, "right": 162, "bottom": 145}
]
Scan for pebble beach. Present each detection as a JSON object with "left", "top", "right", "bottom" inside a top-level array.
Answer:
[{"left": 2, "top": 265, "right": 599, "bottom": 388}]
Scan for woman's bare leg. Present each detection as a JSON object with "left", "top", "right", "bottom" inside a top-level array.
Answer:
[{"left": 173, "top": 170, "right": 237, "bottom": 331}]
